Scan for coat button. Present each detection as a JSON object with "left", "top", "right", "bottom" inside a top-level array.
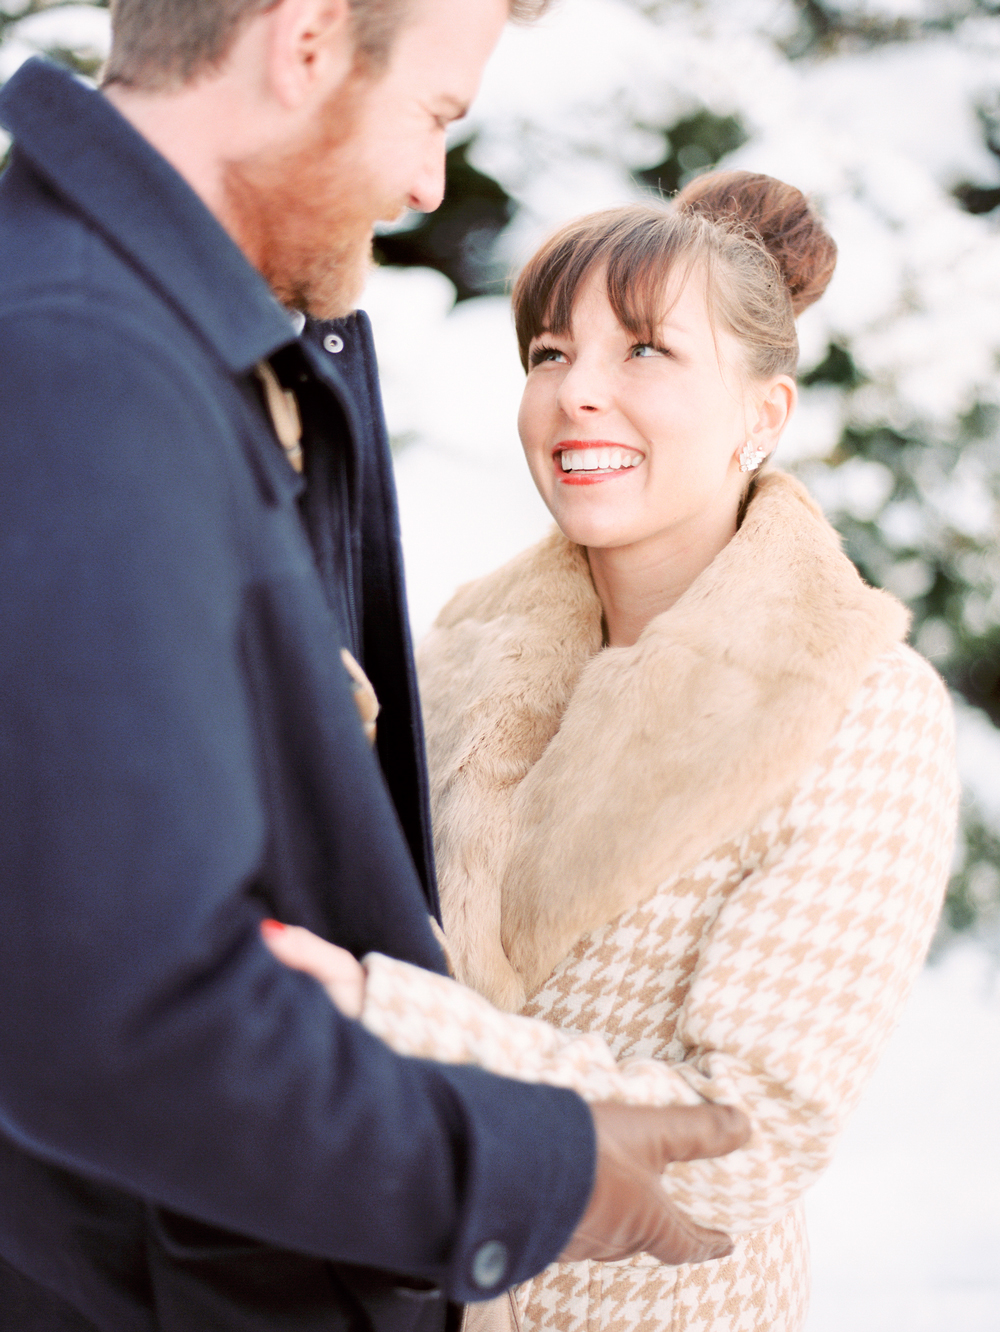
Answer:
[
  {"left": 323, "top": 333, "right": 345, "bottom": 354},
  {"left": 471, "top": 1240, "right": 508, "bottom": 1290}
]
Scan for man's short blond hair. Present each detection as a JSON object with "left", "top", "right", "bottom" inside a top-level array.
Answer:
[{"left": 103, "top": 0, "right": 553, "bottom": 91}]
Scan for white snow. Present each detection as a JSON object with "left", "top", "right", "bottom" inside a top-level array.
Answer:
[
  {"left": 0, "top": 5, "right": 109, "bottom": 82},
  {"left": 363, "top": 270, "right": 553, "bottom": 635},
  {"left": 954, "top": 696, "right": 1000, "bottom": 827},
  {"left": 804, "top": 943, "right": 1000, "bottom": 1330}
]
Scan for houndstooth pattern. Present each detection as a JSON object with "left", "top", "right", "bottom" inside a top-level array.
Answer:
[
  {"left": 512, "top": 1206, "right": 809, "bottom": 1332},
  {"left": 361, "top": 644, "right": 957, "bottom": 1330}
]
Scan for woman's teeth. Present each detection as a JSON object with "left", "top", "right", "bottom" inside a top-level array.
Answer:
[{"left": 559, "top": 448, "right": 641, "bottom": 473}]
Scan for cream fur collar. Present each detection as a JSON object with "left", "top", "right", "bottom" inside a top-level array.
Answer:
[{"left": 417, "top": 472, "right": 910, "bottom": 1011}]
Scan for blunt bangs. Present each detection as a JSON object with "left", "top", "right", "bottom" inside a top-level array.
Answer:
[{"left": 513, "top": 207, "right": 710, "bottom": 371}]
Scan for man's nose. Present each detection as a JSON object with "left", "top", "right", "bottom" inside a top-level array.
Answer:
[{"left": 406, "top": 142, "right": 447, "bottom": 214}]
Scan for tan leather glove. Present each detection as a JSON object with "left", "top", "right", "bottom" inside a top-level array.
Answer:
[{"left": 560, "top": 1102, "right": 750, "bottom": 1266}]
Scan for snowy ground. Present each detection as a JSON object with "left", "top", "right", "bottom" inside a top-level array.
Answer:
[{"left": 804, "top": 943, "right": 1000, "bottom": 1330}]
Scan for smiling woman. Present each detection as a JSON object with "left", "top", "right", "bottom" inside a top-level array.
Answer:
[
  {"left": 516, "top": 263, "right": 793, "bottom": 641},
  {"left": 258, "top": 170, "right": 958, "bottom": 1332},
  {"left": 511, "top": 186, "right": 832, "bottom": 645},
  {"left": 388, "top": 171, "right": 957, "bottom": 1332}
]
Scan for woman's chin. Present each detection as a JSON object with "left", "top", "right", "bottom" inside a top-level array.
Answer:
[
  {"left": 542, "top": 481, "right": 657, "bottom": 552},
  {"left": 552, "top": 514, "right": 635, "bottom": 551}
]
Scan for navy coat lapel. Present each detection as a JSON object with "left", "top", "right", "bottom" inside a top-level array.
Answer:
[{"left": 304, "top": 313, "right": 439, "bottom": 914}]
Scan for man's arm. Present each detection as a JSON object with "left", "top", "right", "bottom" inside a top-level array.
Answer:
[{"left": 0, "top": 304, "right": 597, "bottom": 1298}]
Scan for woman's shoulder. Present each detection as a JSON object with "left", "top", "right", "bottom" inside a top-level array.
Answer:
[
  {"left": 819, "top": 641, "right": 957, "bottom": 795},
  {"left": 854, "top": 642, "right": 953, "bottom": 723},
  {"left": 777, "top": 641, "right": 959, "bottom": 875}
]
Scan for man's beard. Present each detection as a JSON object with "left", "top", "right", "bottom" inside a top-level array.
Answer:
[{"left": 223, "top": 73, "right": 394, "bottom": 319}]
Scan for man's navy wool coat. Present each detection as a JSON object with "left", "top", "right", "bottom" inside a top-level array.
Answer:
[{"left": 0, "top": 57, "right": 595, "bottom": 1332}]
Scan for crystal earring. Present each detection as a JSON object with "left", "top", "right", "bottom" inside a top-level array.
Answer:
[{"left": 739, "top": 441, "right": 766, "bottom": 473}]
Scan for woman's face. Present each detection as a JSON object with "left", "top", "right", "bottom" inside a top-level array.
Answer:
[{"left": 517, "top": 264, "right": 760, "bottom": 557}]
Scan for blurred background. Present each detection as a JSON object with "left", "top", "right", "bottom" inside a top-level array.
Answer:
[{"left": 2, "top": 1, "right": 998, "bottom": 1325}]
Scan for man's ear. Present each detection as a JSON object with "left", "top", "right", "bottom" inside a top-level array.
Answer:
[
  {"left": 263, "top": 0, "right": 356, "bottom": 110},
  {"left": 746, "top": 375, "right": 796, "bottom": 456}
]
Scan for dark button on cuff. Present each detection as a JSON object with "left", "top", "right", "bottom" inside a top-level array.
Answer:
[{"left": 471, "top": 1240, "right": 508, "bottom": 1290}]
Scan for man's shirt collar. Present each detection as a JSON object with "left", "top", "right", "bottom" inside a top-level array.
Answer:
[{"left": 0, "top": 57, "right": 297, "bottom": 374}]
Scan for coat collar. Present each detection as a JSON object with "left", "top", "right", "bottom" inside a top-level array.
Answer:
[
  {"left": 418, "top": 472, "right": 911, "bottom": 1010},
  {"left": 0, "top": 58, "right": 295, "bottom": 374}
]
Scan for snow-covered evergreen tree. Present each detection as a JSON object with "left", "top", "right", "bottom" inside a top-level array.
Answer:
[{"left": 3, "top": 0, "right": 999, "bottom": 945}]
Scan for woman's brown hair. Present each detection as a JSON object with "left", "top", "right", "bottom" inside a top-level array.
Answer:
[{"left": 512, "top": 170, "right": 837, "bottom": 380}]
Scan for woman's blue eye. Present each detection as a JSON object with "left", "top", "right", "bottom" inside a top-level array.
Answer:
[
  {"left": 529, "top": 345, "right": 566, "bottom": 367},
  {"left": 631, "top": 343, "right": 665, "bottom": 359}
]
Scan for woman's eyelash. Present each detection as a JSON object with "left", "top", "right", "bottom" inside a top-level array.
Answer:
[
  {"left": 529, "top": 344, "right": 563, "bottom": 367},
  {"left": 528, "top": 341, "right": 671, "bottom": 366}
]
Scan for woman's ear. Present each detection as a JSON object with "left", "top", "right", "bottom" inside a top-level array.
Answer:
[
  {"left": 745, "top": 375, "right": 797, "bottom": 461},
  {"left": 262, "top": 0, "right": 356, "bottom": 111}
]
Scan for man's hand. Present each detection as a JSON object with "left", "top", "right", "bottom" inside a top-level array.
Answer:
[
  {"left": 561, "top": 1102, "right": 750, "bottom": 1266},
  {"left": 261, "top": 921, "right": 750, "bottom": 1267}
]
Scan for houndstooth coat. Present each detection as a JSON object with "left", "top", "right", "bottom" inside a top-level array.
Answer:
[{"left": 358, "top": 471, "right": 959, "bottom": 1332}]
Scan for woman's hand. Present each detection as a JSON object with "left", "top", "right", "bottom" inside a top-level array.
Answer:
[{"left": 260, "top": 920, "right": 365, "bottom": 1018}]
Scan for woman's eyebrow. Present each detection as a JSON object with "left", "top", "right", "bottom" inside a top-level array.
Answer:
[{"left": 655, "top": 314, "right": 694, "bottom": 336}]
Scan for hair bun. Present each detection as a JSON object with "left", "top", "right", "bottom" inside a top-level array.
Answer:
[{"left": 675, "top": 170, "right": 837, "bottom": 316}]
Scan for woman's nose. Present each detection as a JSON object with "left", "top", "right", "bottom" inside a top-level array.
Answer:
[{"left": 557, "top": 360, "right": 609, "bottom": 417}]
